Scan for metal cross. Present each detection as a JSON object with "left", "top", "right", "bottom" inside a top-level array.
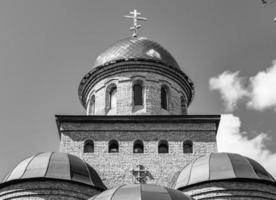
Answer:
[
  {"left": 131, "top": 165, "right": 153, "bottom": 184},
  {"left": 124, "top": 9, "right": 147, "bottom": 37}
]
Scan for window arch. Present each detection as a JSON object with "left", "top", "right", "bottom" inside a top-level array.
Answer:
[
  {"left": 89, "top": 95, "right": 95, "bottom": 115},
  {"left": 133, "top": 81, "right": 143, "bottom": 106},
  {"left": 109, "top": 86, "right": 117, "bottom": 109},
  {"left": 106, "top": 83, "right": 118, "bottom": 113},
  {"left": 108, "top": 139, "right": 119, "bottom": 153},
  {"left": 158, "top": 140, "right": 169, "bottom": 153},
  {"left": 133, "top": 140, "right": 144, "bottom": 153},
  {"left": 183, "top": 140, "right": 193, "bottom": 153},
  {"left": 84, "top": 140, "right": 94, "bottom": 153},
  {"left": 161, "top": 86, "right": 168, "bottom": 110},
  {"left": 180, "top": 95, "right": 186, "bottom": 115}
]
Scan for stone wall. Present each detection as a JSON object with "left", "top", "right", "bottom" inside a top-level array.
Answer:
[
  {"left": 179, "top": 180, "right": 276, "bottom": 200},
  {"left": 57, "top": 115, "right": 219, "bottom": 189},
  {"left": 0, "top": 179, "right": 101, "bottom": 200}
]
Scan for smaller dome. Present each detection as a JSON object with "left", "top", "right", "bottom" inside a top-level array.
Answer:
[
  {"left": 174, "top": 153, "right": 275, "bottom": 189},
  {"left": 89, "top": 184, "right": 193, "bottom": 200},
  {"left": 93, "top": 37, "right": 180, "bottom": 69},
  {"left": 2, "top": 152, "right": 106, "bottom": 190}
]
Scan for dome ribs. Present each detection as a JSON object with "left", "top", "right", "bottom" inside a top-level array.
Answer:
[{"left": 45, "top": 152, "right": 70, "bottom": 180}]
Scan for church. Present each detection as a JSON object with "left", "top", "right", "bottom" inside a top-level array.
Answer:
[{"left": 1, "top": 10, "right": 276, "bottom": 200}]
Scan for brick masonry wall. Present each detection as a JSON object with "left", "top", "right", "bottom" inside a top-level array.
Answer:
[
  {"left": 86, "top": 71, "right": 188, "bottom": 115},
  {"left": 59, "top": 118, "right": 218, "bottom": 189},
  {"left": 0, "top": 180, "right": 101, "bottom": 200},
  {"left": 179, "top": 181, "right": 276, "bottom": 200}
]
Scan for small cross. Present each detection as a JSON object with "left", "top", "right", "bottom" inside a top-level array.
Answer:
[
  {"left": 124, "top": 9, "right": 147, "bottom": 37},
  {"left": 131, "top": 165, "right": 153, "bottom": 184}
]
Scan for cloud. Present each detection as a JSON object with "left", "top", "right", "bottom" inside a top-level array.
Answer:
[
  {"left": 209, "top": 60, "right": 276, "bottom": 111},
  {"left": 247, "top": 60, "right": 276, "bottom": 111},
  {"left": 209, "top": 71, "right": 248, "bottom": 111},
  {"left": 217, "top": 114, "right": 276, "bottom": 178}
]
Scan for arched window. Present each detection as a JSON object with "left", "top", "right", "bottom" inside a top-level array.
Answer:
[
  {"left": 90, "top": 95, "right": 95, "bottom": 115},
  {"left": 110, "top": 87, "right": 117, "bottom": 109},
  {"left": 158, "top": 140, "right": 169, "bottom": 153},
  {"left": 133, "top": 83, "right": 143, "bottom": 106},
  {"left": 183, "top": 140, "right": 193, "bottom": 153},
  {"left": 133, "top": 140, "right": 144, "bottom": 153},
  {"left": 180, "top": 95, "right": 186, "bottom": 115},
  {"left": 84, "top": 140, "right": 94, "bottom": 153},
  {"left": 108, "top": 140, "right": 119, "bottom": 153},
  {"left": 161, "top": 86, "right": 168, "bottom": 110}
]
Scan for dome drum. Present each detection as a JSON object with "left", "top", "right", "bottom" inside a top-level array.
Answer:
[
  {"left": 79, "top": 60, "right": 194, "bottom": 112},
  {"left": 178, "top": 180, "right": 276, "bottom": 200},
  {"left": 0, "top": 179, "right": 101, "bottom": 200}
]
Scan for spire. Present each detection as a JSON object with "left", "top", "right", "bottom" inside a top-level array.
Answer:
[{"left": 124, "top": 9, "right": 147, "bottom": 37}]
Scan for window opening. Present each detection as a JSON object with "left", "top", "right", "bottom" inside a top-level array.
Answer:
[
  {"left": 109, "top": 140, "right": 119, "bottom": 153},
  {"left": 158, "top": 140, "right": 169, "bottom": 153},
  {"left": 133, "top": 84, "right": 143, "bottom": 106},
  {"left": 183, "top": 140, "right": 193, "bottom": 153},
  {"left": 110, "top": 87, "right": 117, "bottom": 109},
  {"left": 161, "top": 87, "right": 168, "bottom": 110},
  {"left": 84, "top": 140, "right": 94, "bottom": 153},
  {"left": 133, "top": 140, "right": 144, "bottom": 153}
]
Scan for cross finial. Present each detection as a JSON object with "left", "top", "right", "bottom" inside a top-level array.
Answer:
[
  {"left": 124, "top": 9, "right": 147, "bottom": 37},
  {"left": 131, "top": 165, "right": 154, "bottom": 184}
]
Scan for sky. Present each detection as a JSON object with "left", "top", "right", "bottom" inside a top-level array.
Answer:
[{"left": 0, "top": 0, "right": 276, "bottom": 180}]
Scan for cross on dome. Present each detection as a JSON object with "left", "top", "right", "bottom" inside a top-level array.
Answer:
[{"left": 124, "top": 9, "right": 147, "bottom": 37}]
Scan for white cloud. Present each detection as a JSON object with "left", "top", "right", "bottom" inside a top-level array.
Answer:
[
  {"left": 217, "top": 114, "right": 276, "bottom": 178},
  {"left": 210, "top": 60, "right": 276, "bottom": 111},
  {"left": 209, "top": 71, "right": 248, "bottom": 111},
  {"left": 247, "top": 60, "right": 276, "bottom": 111}
]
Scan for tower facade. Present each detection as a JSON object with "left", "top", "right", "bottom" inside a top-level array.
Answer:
[{"left": 57, "top": 36, "right": 220, "bottom": 188}]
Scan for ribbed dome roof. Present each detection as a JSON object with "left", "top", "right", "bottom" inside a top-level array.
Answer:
[
  {"left": 89, "top": 184, "right": 193, "bottom": 200},
  {"left": 93, "top": 37, "right": 180, "bottom": 69},
  {"left": 2, "top": 152, "right": 106, "bottom": 190},
  {"left": 174, "top": 153, "right": 275, "bottom": 189}
]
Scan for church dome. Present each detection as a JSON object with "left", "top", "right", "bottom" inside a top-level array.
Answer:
[
  {"left": 2, "top": 152, "right": 106, "bottom": 190},
  {"left": 89, "top": 184, "right": 193, "bottom": 200},
  {"left": 93, "top": 37, "right": 180, "bottom": 69},
  {"left": 174, "top": 152, "right": 275, "bottom": 190}
]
